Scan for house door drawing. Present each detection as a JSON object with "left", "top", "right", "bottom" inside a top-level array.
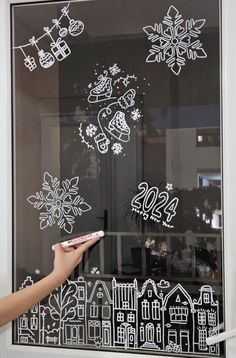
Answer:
[
  {"left": 180, "top": 331, "right": 190, "bottom": 352},
  {"left": 102, "top": 322, "right": 111, "bottom": 347},
  {"left": 146, "top": 323, "right": 154, "bottom": 344}
]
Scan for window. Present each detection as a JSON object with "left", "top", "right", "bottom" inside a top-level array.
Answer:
[
  {"left": 30, "top": 316, "right": 38, "bottom": 330},
  {"left": 117, "top": 312, "right": 124, "bottom": 322},
  {"left": 198, "top": 311, "right": 206, "bottom": 325},
  {"left": 152, "top": 300, "right": 160, "bottom": 320},
  {"left": 198, "top": 329, "right": 207, "bottom": 350},
  {"left": 140, "top": 326, "right": 145, "bottom": 342},
  {"left": 169, "top": 307, "right": 188, "bottom": 323},
  {"left": 78, "top": 305, "right": 85, "bottom": 318},
  {"left": 142, "top": 300, "right": 150, "bottom": 320},
  {"left": 127, "top": 313, "right": 135, "bottom": 322},
  {"left": 156, "top": 324, "right": 161, "bottom": 343},
  {"left": 20, "top": 317, "right": 28, "bottom": 329},
  {"left": 123, "top": 301, "right": 129, "bottom": 309},
  {"left": 208, "top": 312, "right": 216, "bottom": 326},
  {"left": 88, "top": 321, "right": 100, "bottom": 339},
  {"left": 203, "top": 293, "right": 210, "bottom": 304},
  {"left": 90, "top": 304, "right": 98, "bottom": 318},
  {"left": 117, "top": 327, "right": 124, "bottom": 343},
  {"left": 196, "top": 128, "right": 220, "bottom": 147},
  {"left": 11, "top": 0, "right": 223, "bottom": 356},
  {"left": 102, "top": 306, "right": 110, "bottom": 319},
  {"left": 78, "top": 287, "right": 85, "bottom": 300}
]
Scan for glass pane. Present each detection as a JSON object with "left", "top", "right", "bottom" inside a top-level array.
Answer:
[{"left": 12, "top": 0, "right": 223, "bottom": 356}]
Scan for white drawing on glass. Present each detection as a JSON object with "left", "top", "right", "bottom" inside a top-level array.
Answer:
[
  {"left": 114, "top": 74, "right": 137, "bottom": 87},
  {"left": 88, "top": 70, "right": 114, "bottom": 103},
  {"left": 143, "top": 5, "right": 207, "bottom": 75},
  {"left": 26, "top": 172, "right": 91, "bottom": 234},
  {"left": 43, "top": 27, "right": 71, "bottom": 62},
  {"left": 112, "top": 143, "right": 123, "bottom": 155},
  {"left": 16, "top": 276, "right": 220, "bottom": 355},
  {"left": 78, "top": 123, "right": 95, "bottom": 150},
  {"left": 86, "top": 124, "right": 98, "bottom": 138},
  {"left": 78, "top": 64, "right": 146, "bottom": 156},
  {"left": 131, "top": 182, "right": 179, "bottom": 228},
  {"left": 61, "top": 6, "right": 84, "bottom": 36},
  {"left": 131, "top": 108, "right": 142, "bottom": 121},
  {"left": 29, "top": 37, "right": 55, "bottom": 69},
  {"left": 20, "top": 47, "right": 37, "bottom": 72},
  {"left": 12, "top": 2, "right": 84, "bottom": 71},
  {"left": 109, "top": 63, "right": 121, "bottom": 76},
  {"left": 165, "top": 183, "right": 173, "bottom": 191}
]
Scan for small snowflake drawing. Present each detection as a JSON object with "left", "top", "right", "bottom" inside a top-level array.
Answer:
[
  {"left": 27, "top": 172, "right": 92, "bottom": 234},
  {"left": 112, "top": 143, "right": 123, "bottom": 155},
  {"left": 109, "top": 63, "right": 121, "bottom": 76},
  {"left": 131, "top": 108, "right": 142, "bottom": 121},
  {"left": 86, "top": 124, "right": 98, "bottom": 137},
  {"left": 143, "top": 5, "right": 207, "bottom": 75}
]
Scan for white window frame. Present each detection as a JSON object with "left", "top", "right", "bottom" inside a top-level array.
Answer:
[{"left": 0, "top": 0, "right": 236, "bottom": 358}]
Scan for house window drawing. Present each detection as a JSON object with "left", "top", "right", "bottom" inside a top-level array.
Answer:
[
  {"left": 78, "top": 305, "right": 85, "bottom": 317},
  {"left": 203, "top": 293, "right": 210, "bottom": 304},
  {"left": 152, "top": 300, "right": 160, "bottom": 320},
  {"left": 142, "top": 300, "right": 150, "bottom": 320},
  {"left": 208, "top": 312, "right": 216, "bottom": 326},
  {"left": 117, "top": 312, "right": 124, "bottom": 322},
  {"left": 169, "top": 307, "right": 189, "bottom": 323},
  {"left": 127, "top": 313, "right": 135, "bottom": 323},
  {"left": 198, "top": 328, "right": 207, "bottom": 351},
  {"left": 90, "top": 304, "right": 98, "bottom": 318},
  {"left": 78, "top": 287, "right": 85, "bottom": 300},
  {"left": 198, "top": 311, "right": 206, "bottom": 325}
]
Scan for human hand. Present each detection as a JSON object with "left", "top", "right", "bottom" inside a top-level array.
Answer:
[{"left": 51, "top": 237, "right": 100, "bottom": 285}]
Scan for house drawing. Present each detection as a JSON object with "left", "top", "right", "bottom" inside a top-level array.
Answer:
[{"left": 16, "top": 276, "right": 221, "bottom": 356}]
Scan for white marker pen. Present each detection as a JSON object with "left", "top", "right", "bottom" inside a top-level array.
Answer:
[{"left": 52, "top": 230, "right": 105, "bottom": 251}]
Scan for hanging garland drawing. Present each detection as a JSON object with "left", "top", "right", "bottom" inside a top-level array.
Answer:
[{"left": 12, "top": 2, "right": 84, "bottom": 71}]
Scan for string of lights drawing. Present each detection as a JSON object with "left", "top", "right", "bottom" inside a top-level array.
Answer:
[
  {"left": 143, "top": 5, "right": 207, "bottom": 75},
  {"left": 12, "top": 2, "right": 84, "bottom": 71},
  {"left": 26, "top": 172, "right": 91, "bottom": 234},
  {"left": 16, "top": 276, "right": 220, "bottom": 355},
  {"left": 77, "top": 63, "right": 148, "bottom": 156},
  {"left": 131, "top": 182, "right": 179, "bottom": 228}
]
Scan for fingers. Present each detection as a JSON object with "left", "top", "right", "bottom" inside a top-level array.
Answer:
[{"left": 75, "top": 237, "right": 100, "bottom": 254}]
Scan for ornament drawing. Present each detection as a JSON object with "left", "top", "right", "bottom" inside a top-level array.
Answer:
[
  {"left": 16, "top": 276, "right": 220, "bottom": 355},
  {"left": 12, "top": 2, "right": 84, "bottom": 71},
  {"left": 131, "top": 182, "right": 179, "bottom": 228},
  {"left": 143, "top": 5, "right": 207, "bottom": 75},
  {"left": 27, "top": 172, "right": 91, "bottom": 234},
  {"left": 78, "top": 64, "right": 145, "bottom": 156}
]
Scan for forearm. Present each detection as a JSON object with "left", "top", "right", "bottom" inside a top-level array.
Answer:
[{"left": 0, "top": 272, "right": 62, "bottom": 327}]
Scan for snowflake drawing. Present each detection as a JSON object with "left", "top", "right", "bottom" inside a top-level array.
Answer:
[
  {"left": 131, "top": 108, "right": 142, "bottom": 121},
  {"left": 143, "top": 5, "right": 207, "bottom": 75},
  {"left": 109, "top": 63, "right": 121, "bottom": 76},
  {"left": 27, "top": 172, "right": 92, "bottom": 234},
  {"left": 86, "top": 123, "right": 98, "bottom": 137},
  {"left": 112, "top": 143, "right": 123, "bottom": 155}
]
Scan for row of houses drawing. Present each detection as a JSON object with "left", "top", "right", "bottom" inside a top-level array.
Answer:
[{"left": 16, "top": 276, "right": 220, "bottom": 356}]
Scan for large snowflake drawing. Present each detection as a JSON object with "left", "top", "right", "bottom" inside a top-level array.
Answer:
[
  {"left": 131, "top": 108, "right": 142, "bottom": 121},
  {"left": 143, "top": 5, "right": 207, "bottom": 75},
  {"left": 27, "top": 172, "right": 92, "bottom": 234}
]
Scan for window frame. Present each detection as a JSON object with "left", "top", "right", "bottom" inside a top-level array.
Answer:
[{"left": 1, "top": 0, "right": 236, "bottom": 358}]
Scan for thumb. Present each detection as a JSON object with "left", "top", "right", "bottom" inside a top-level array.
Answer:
[{"left": 53, "top": 243, "right": 64, "bottom": 254}]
